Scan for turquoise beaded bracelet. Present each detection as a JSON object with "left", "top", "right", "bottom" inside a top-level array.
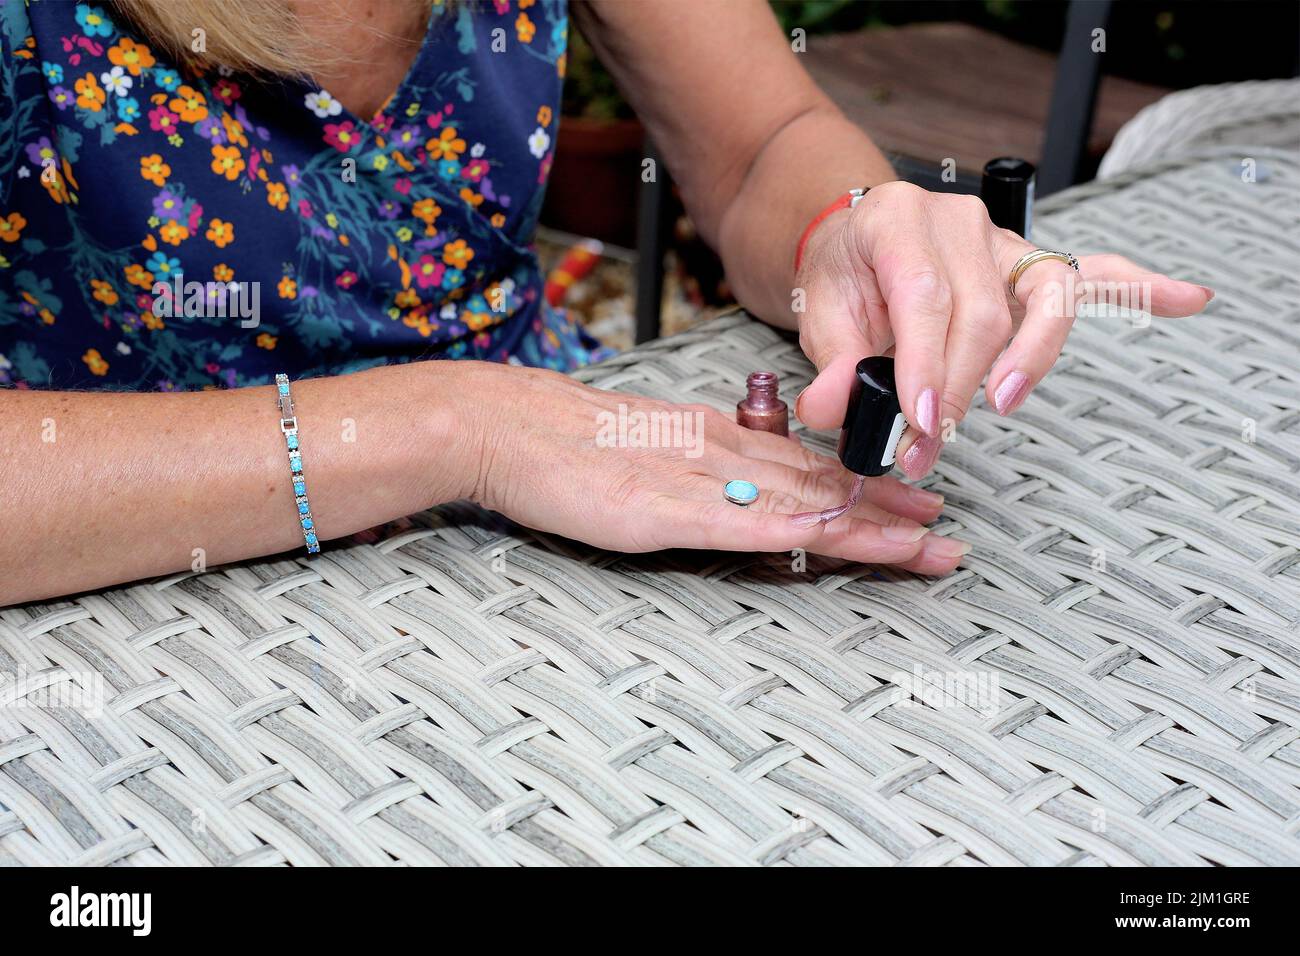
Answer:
[{"left": 275, "top": 374, "right": 320, "bottom": 555}]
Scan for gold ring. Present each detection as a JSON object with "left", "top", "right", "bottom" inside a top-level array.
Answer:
[{"left": 1008, "top": 249, "right": 1080, "bottom": 299}]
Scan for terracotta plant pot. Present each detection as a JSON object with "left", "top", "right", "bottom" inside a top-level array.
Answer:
[{"left": 541, "top": 116, "right": 645, "bottom": 248}]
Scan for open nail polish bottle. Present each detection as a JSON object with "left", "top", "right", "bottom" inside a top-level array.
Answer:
[
  {"left": 736, "top": 371, "right": 789, "bottom": 436},
  {"left": 837, "top": 357, "right": 907, "bottom": 477}
]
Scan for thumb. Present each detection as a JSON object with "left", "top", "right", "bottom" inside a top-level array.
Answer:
[{"left": 796, "top": 295, "right": 881, "bottom": 431}]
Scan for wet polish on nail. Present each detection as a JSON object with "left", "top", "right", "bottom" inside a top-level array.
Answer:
[
  {"left": 993, "top": 370, "right": 1031, "bottom": 415},
  {"left": 792, "top": 358, "right": 909, "bottom": 528},
  {"left": 792, "top": 474, "right": 866, "bottom": 527}
]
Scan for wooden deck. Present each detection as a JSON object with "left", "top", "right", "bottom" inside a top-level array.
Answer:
[{"left": 803, "top": 23, "right": 1172, "bottom": 180}]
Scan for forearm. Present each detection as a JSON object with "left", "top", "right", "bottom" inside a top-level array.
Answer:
[
  {"left": 717, "top": 106, "right": 895, "bottom": 328},
  {"left": 573, "top": 0, "right": 895, "bottom": 327},
  {"left": 0, "top": 361, "right": 481, "bottom": 604}
]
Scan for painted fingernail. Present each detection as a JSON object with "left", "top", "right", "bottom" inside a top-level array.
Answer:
[
  {"left": 924, "top": 534, "right": 971, "bottom": 559},
  {"left": 993, "top": 370, "right": 1031, "bottom": 415},
  {"left": 794, "top": 387, "right": 808, "bottom": 421},
  {"left": 881, "top": 522, "right": 928, "bottom": 543},
  {"left": 899, "top": 435, "right": 942, "bottom": 478},
  {"left": 1199, "top": 285, "right": 1215, "bottom": 300},
  {"left": 916, "top": 387, "right": 940, "bottom": 437},
  {"left": 906, "top": 485, "right": 944, "bottom": 509}
]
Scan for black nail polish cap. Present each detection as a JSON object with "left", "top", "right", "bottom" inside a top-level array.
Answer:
[
  {"left": 980, "top": 156, "right": 1036, "bottom": 237},
  {"left": 837, "top": 356, "right": 908, "bottom": 477}
]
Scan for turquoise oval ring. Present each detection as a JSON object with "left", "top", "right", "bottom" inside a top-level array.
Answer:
[{"left": 724, "top": 480, "right": 760, "bottom": 507}]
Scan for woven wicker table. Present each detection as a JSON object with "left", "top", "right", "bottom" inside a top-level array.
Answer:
[{"left": 3, "top": 145, "right": 1299, "bottom": 866}]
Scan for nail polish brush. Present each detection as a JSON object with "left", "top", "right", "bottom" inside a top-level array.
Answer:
[{"left": 792, "top": 356, "right": 907, "bottom": 527}]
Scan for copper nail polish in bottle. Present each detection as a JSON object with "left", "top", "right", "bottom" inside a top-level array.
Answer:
[{"left": 737, "top": 371, "right": 788, "bottom": 436}]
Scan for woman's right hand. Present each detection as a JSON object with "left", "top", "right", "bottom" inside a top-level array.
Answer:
[{"left": 461, "top": 362, "right": 969, "bottom": 575}]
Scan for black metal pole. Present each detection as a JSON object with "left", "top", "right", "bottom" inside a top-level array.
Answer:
[
  {"left": 1038, "top": 0, "right": 1112, "bottom": 196},
  {"left": 634, "top": 139, "right": 669, "bottom": 345}
]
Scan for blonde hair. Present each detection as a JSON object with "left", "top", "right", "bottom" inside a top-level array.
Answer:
[{"left": 111, "top": 0, "right": 439, "bottom": 78}]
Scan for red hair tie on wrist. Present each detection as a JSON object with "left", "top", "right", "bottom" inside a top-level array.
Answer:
[{"left": 793, "top": 186, "right": 873, "bottom": 274}]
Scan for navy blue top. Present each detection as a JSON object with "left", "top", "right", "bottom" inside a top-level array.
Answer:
[{"left": 0, "top": 0, "right": 609, "bottom": 390}]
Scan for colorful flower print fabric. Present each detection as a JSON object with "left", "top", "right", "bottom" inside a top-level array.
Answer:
[{"left": 0, "top": 0, "right": 611, "bottom": 390}]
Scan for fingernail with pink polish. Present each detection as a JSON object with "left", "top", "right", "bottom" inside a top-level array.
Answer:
[
  {"left": 1199, "top": 286, "right": 1215, "bottom": 300},
  {"left": 899, "top": 435, "right": 942, "bottom": 478},
  {"left": 993, "top": 370, "right": 1031, "bottom": 415},
  {"left": 916, "top": 387, "right": 940, "bottom": 437}
]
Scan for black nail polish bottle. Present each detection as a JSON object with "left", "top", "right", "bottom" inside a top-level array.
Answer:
[
  {"left": 980, "top": 157, "right": 1036, "bottom": 238},
  {"left": 837, "top": 357, "right": 907, "bottom": 477}
]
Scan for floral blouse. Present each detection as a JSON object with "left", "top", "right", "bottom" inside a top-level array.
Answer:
[{"left": 0, "top": 0, "right": 610, "bottom": 390}]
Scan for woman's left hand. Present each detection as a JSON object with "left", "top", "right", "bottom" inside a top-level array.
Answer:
[{"left": 792, "top": 181, "right": 1214, "bottom": 478}]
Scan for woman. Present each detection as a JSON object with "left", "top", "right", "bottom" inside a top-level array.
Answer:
[{"left": 0, "top": 0, "right": 1211, "bottom": 604}]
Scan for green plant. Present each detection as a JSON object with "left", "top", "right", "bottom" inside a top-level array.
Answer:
[{"left": 769, "top": 0, "right": 868, "bottom": 33}]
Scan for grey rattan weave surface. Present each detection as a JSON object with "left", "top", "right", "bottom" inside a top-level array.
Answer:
[
  {"left": 3, "top": 147, "right": 1300, "bottom": 866},
  {"left": 1098, "top": 79, "right": 1300, "bottom": 179}
]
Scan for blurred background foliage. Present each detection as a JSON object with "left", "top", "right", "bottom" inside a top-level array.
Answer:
[{"left": 563, "top": 0, "right": 1300, "bottom": 119}]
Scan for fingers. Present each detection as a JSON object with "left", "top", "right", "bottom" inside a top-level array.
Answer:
[
  {"left": 1077, "top": 253, "right": 1215, "bottom": 316},
  {"left": 897, "top": 533, "right": 974, "bottom": 576},
  {"left": 667, "top": 499, "right": 944, "bottom": 567},
  {"left": 871, "top": 239, "right": 951, "bottom": 440},
  {"left": 637, "top": 428, "right": 966, "bottom": 570},
  {"left": 720, "top": 405, "right": 947, "bottom": 517},
  {"left": 806, "top": 513, "right": 967, "bottom": 570},
  {"left": 894, "top": 431, "right": 945, "bottom": 481},
  {"left": 666, "top": 446, "right": 962, "bottom": 570},
  {"left": 793, "top": 221, "right": 887, "bottom": 432},
  {"left": 700, "top": 425, "right": 946, "bottom": 522},
  {"left": 984, "top": 241, "right": 1215, "bottom": 416},
  {"left": 655, "top": 495, "right": 967, "bottom": 574},
  {"left": 888, "top": 209, "right": 1008, "bottom": 479},
  {"left": 856, "top": 475, "right": 945, "bottom": 524},
  {"left": 794, "top": 272, "right": 882, "bottom": 431},
  {"left": 730, "top": 420, "right": 845, "bottom": 473},
  {"left": 985, "top": 229, "right": 1081, "bottom": 415},
  {"left": 876, "top": 191, "right": 1046, "bottom": 479},
  {"left": 942, "top": 226, "right": 1014, "bottom": 408},
  {"left": 986, "top": 260, "right": 1078, "bottom": 415},
  {"left": 729, "top": 425, "right": 940, "bottom": 519},
  {"left": 732, "top": 457, "right": 946, "bottom": 525}
]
